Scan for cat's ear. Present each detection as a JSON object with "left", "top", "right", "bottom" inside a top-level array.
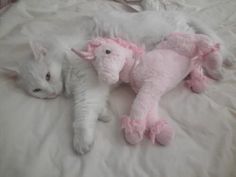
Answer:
[
  {"left": 0, "top": 66, "right": 19, "bottom": 80},
  {"left": 29, "top": 40, "right": 47, "bottom": 60}
]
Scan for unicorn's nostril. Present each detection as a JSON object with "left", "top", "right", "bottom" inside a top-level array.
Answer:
[{"left": 105, "top": 50, "right": 111, "bottom": 54}]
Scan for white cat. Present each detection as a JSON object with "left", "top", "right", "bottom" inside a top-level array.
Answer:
[
  {"left": 1, "top": 10, "right": 232, "bottom": 154},
  {"left": 2, "top": 34, "right": 111, "bottom": 155}
]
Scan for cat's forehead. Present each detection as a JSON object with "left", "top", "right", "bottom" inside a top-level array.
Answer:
[{"left": 20, "top": 59, "right": 48, "bottom": 80}]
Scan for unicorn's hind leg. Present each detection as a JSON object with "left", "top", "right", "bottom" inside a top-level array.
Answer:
[
  {"left": 203, "top": 51, "right": 224, "bottom": 81},
  {"left": 185, "top": 66, "right": 208, "bottom": 93}
]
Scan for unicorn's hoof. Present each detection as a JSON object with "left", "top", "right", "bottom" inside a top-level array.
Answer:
[
  {"left": 185, "top": 79, "right": 207, "bottom": 94},
  {"left": 155, "top": 124, "right": 174, "bottom": 146},
  {"left": 190, "top": 82, "right": 207, "bottom": 93},
  {"left": 121, "top": 116, "right": 146, "bottom": 145},
  {"left": 124, "top": 131, "right": 143, "bottom": 145},
  {"left": 148, "top": 119, "right": 174, "bottom": 146}
]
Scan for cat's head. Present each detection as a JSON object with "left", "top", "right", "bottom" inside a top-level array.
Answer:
[{"left": 1, "top": 39, "right": 64, "bottom": 99}]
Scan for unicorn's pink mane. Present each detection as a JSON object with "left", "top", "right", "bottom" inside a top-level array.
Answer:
[
  {"left": 110, "top": 38, "right": 144, "bottom": 56},
  {"left": 87, "top": 37, "right": 144, "bottom": 56}
]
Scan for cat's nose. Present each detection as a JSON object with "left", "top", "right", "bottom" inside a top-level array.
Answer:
[{"left": 50, "top": 92, "right": 57, "bottom": 97}]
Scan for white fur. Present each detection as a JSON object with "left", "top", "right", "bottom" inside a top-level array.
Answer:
[{"left": 94, "top": 10, "right": 194, "bottom": 49}]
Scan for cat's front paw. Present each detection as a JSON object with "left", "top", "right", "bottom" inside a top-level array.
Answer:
[{"left": 73, "top": 128, "right": 95, "bottom": 155}]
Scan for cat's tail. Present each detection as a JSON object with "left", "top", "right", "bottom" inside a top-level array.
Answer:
[{"left": 187, "top": 17, "right": 234, "bottom": 67}]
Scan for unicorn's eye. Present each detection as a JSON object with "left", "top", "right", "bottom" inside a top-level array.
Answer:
[
  {"left": 105, "top": 50, "right": 111, "bottom": 54},
  {"left": 33, "top": 88, "right": 41, "bottom": 92},
  {"left": 45, "top": 72, "right": 50, "bottom": 81}
]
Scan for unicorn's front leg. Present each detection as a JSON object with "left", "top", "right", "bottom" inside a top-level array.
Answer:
[
  {"left": 121, "top": 83, "right": 157, "bottom": 145},
  {"left": 146, "top": 104, "right": 174, "bottom": 146}
]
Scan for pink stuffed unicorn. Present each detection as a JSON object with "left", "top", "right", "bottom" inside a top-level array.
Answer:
[{"left": 71, "top": 33, "right": 222, "bottom": 146}]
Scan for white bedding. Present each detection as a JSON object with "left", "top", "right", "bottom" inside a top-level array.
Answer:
[{"left": 0, "top": 0, "right": 236, "bottom": 177}]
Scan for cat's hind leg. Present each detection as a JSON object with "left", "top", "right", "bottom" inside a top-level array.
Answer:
[{"left": 98, "top": 105, "right": 112, "bottom": 122}]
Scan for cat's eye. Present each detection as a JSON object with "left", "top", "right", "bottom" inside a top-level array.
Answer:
[
  {"left": 105, "top": 50, "right": 111, "bottom": 54},
  {"left": 33, "top": 88, "right": 41, "bottom": 92},
  {"left": 46, "top": 72, "right": 51, "bottom": 81}
]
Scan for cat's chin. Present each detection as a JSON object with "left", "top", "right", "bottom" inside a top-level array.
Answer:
[
  {"left": 31, "top": 94, "right": 60, "bottom": 100},
  {"left": 44, "top": 94, "right": 60, "bottom": 99},
  {"left": 44, "top": 96, "right": 57, "bottom": 99}
]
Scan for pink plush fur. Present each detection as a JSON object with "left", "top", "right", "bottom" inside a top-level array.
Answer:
[{"left": 72, "top": 33, "right": 222, "bottom": 145}]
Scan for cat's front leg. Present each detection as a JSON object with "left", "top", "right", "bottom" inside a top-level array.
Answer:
[
  {"left": 71, "top": 75, "right": 109, "bottom": 155},
  {"left": 72, "top": 97, "right": 98, "bottom": 155},
  {"left": 73, "top": 120, "right": 96, "bottom": 155}
]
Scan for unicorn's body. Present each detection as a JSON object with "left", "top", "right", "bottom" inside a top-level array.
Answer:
[{"left": 72, "top": 33, "right": 222, "bottom": 145}]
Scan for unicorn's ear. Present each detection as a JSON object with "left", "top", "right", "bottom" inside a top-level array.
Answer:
[
  {"left": 0, "top": 66, "right": 20, "bottom": 80},
  {"left": 71, "top": 48, "right": 95, "bottom": 60},
  {"left": 29, "top": 40, "right": 47, "bottom": 60},
  {"left": 89, "top": 39, "right": 101, "bottom": 47}
]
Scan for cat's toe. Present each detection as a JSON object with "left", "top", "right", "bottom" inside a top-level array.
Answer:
[
  {"left": 73, "top": 132, "right": 94, "bottom": 155},
  {"left": 98, "top": 115, "right": 111, "bottom": 122},
  {"left": 98, "top": 107, "right": 112, "bottom": 122}
]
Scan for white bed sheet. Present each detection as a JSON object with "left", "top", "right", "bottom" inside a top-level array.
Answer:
[{"left": 0, "top": 0, "right": 236, "bottom": 177}]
